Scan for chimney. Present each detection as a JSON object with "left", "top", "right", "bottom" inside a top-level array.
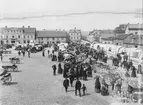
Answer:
[
  {"left": 5, "top": 26, "right": 7, "bottom": 28},
  {"left": 22, "top": 26, "right": 24, "bottom": 28},
  {"left": 74, "top": 27, "right": 76, "bottom": 30},
  {"left": 28, "top": 26, "right": 30, "bottom": 28}
]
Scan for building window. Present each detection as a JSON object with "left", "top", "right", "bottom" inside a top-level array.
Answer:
[
  {"left": 41, "top": 38, "right": 43, "bottom": 40},
  {"left": 24, "top": 35, "right": 25, "bottom": 38},
  {"left": 18, "top": 35, "right": 20, "bottom": 38},
  {"left": 27, "top": 35, "right": 29, "bottom": 38},
  {"left": 6, "top": 35, "right": 8, "bottom": 38},
  {"left": 12, "top": 36, "right": 14, "bottom": 38},
  {"left": 24, "top": 40, "right": 26, "bottom": 43},
  {"left": 27, "top": 40, "right": 30, "bottom": 43},
  {"left": 11, "top": 40, "right": 15, "bottom": 43},
  {"left": 135, "top": 32, "right": 138, "bottom": 34},
  {"left": 47, "top": 38, "right": 49, "bottom": 40},
  {"left": 52, "top": 37, "right": 54, "bottom": 40}
]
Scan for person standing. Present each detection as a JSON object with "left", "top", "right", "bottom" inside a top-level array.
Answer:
[
  {"left": 47, "top": 50, "right": 49, "bottom": 55},
  {"left": 28, "top": 49, "right": 30, "bottom": 58},
  {"left": 58, "top": 63, "right": 63, "bottom": 74},
  {"left": 81, "top": 84, "right": 87, "bottom": 96},
  {"left": 52, "top": 64, "right": 57, "bottom": 76},
  {"left": 42, "top": 50, "right": 45, "bottom": 57},
  {"left": 63, "top": 77, "right": 69, "bottom": 92},
  {"left": 75, "top": 78, "right": 82, "bottom": 97},
  {"left": 18, "top": 50, "right": 21, "bottom": 56},
  {"left": 0, "top": 51, "right": 3, "bottom": 62}
]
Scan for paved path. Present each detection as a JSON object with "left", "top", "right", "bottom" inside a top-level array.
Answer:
[{"left": 0, "top": 48, "right": 138, "bottom": 105}]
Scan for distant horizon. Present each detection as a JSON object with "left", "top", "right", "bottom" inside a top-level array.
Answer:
[{"left": 1, "top": 23, "right": 143, "bottom": 32}]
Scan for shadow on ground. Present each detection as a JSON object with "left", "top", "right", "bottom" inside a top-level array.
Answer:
[{"left": 8, "top": 82, "right": 18, "bottom": 85}]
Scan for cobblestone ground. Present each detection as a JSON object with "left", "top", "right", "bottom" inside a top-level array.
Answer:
[{"left": 0, "top": 48, "right": 138, "bottom": 105}]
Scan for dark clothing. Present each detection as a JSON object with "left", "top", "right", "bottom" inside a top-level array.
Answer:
[
  {"left": 63, "top": 79, "right": 69, "bottom": 92},
  {"left": 52, "top": 65, "right": 56, "bottom": 75},
  {"left": 95, "top": 78, "right": 101, "bottom": 93},
  {"left": 42, "top": 51, "right": 45, "bottom": 57},
  {"left": 18, "top": 51, "right": 21, "bottom": 56},
  {"left": 75, "top": 80, "right": 82, "bottom": 96},
  {"left": 69, "top": 76, "right": 74, "bottom": 87},
  {"left": 131, "top": 68, "right": 136, "bottom": 77},
  {"left": 82, "top": 86, "right": 87, "bottom": 96},
  {"left": 58, "top": 63, "right": 62, "bottom": 74}
]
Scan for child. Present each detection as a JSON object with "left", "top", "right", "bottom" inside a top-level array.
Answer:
[{"left": 82, "top": 84, "right": 87, "bottom": 96}]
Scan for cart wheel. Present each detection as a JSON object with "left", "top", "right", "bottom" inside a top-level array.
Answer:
[
  {"left": 13, "top": 67, "right": 18, "bottom": 72},
  {"left": 3, "top": 76, "right": 12, "bottom": 84}
]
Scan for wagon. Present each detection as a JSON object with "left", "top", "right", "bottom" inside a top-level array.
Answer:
[
  {"left": 2, "top": 65, "right": 18, "bottom": 72},
  {"left": 9, "top": 57, "right": 20, "bottom": 64}
]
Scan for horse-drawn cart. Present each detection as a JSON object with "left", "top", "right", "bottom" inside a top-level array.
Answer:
[
  {"left": 2, "top": 64, "right": 18, "bottom": 72},
  {"left": 9, "top": 57, "right": 21, "bottom": 64}
]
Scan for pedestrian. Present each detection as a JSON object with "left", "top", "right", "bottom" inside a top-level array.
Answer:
[
  {"left": 52, "top": 64, "right": 57, "bottom": 76},
  {"left": 28, "top": 50, "right": 30, "bottom": 58},
  {"left": 81, "top": 84, "right": 87, "bottom": 96},
  {"left": 42, "top": 50, "right": 45, "bottom": 57},
  {"left": 58, "top": 63, "right": 63, "bottom": 74},
  {"left": 0, "top": 51, "right": 3, "bottom": 62},
  {"left": 63, "top": 77, "right": 69, "bottom": 92},
  {"left": 75, "top": 78, "right": 82, "bottom": 97},
  {"left": 69, "top": 75, "right": 74, "bottom": 87},
  {"left": 52, "top": 50, "right": 54, "bottom": 55},
  {"left": 47, "top": 50, "right": 49, "bottom": 55},
  {"left": 18, "top": 50, "right": 21, "bottom": 56}
]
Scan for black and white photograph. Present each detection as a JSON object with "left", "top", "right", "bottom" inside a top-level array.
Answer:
[{"left": 0, "top": 0, "right": 143, "bottom": 105}]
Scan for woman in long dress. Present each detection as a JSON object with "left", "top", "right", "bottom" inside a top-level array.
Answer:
[
  {"left": 95, "top": 77, "right": 101, "bottom": 93},
  {"left": 131, "top": 66, "right": 136, "bottom": 77}
]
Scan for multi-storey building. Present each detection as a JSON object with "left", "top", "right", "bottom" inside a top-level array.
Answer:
[
  {"left": 69, "top": 28, "right": 81, "bottom": 42},
  {"left": 36, "top": 30, "right": 69, "bottom": 44},
  {"left": 125, "top": 23, "right": 143, "bottom": 35},
  {"left": 0, "top": 26, "right": 36, "bottom": 45}
]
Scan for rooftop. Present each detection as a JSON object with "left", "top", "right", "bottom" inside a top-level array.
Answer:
[
  {"left": 0, "top": 26, "right": 36, "bottom": 33},
  {"left": 128, "top": 24, "right": 143, "bottom": 29},
  {"left": 124, "top": 35, "right": 143, "bottom": 45},
  {"left": 37, "top": 30, "right": 68, "bottom": 38},
  {"left": 69, "top": 28, "right": 81, "bottom": 33},
  {"left": 114, "top": 34, "right": 131, "bottom": 40}
]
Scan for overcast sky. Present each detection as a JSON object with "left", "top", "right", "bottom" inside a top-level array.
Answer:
[{"left": 0, "top": 0, "right": 142, "bottom": 31}]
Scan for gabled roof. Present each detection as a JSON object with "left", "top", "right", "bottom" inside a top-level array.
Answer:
[
  {"left": 37, "top": 30, "right": 68, "bottom": 38},
  {"left": 101, "top": 37, "right": 115, "bottom": 41},
  {"left": 0, "top": 27, "right": 36, "bottom": 33},
  {"left": 114, "top": 34, "right": 131, "bottom": 40},
  {"left": 69, "top": 29, "right": 81, "bottom": 33},
  {"left": 23, "top": 28, "right": 36, "bottom": 33},
  {"left": 128, "top": 24, "right": 143, "bottom": 29}
]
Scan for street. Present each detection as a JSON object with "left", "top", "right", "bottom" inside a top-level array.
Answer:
[{"left": 0, "top": 49, "right": 115, "bottom": 105}]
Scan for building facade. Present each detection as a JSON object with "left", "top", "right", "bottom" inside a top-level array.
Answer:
[
  {"left": 0, "top": 26, "right": 36, "bottom": 45},
  {"left": 124, "top": 34, "right": 143, "bottom": 48},
  {"left": 101, "top": 37, "right": 114, "bottom": 44},
  {"left": 113, "top": 34, "right": 131, "bottom": 46},
  {"left": 69, "top": 28, "right": 81, "bottom": 42},
  {"left": 36, "top": 30, "right": 68, "bottom": 44}
]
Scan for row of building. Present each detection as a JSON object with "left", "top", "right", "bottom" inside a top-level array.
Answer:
[
  {"left": 0, "top": 23, "right": 143, "bottom": 48},
  {"left": 0, "top": 27, "right": 82, "bottom": 45},
  {"left": 88, "top": 23, "right": 143, "bottom": 48}
]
